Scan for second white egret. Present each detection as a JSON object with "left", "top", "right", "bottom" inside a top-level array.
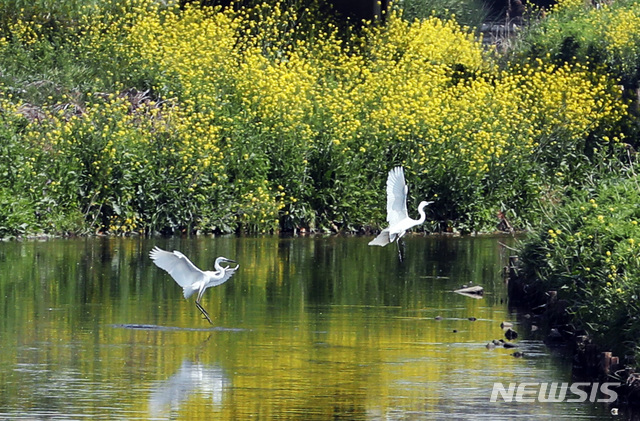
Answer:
[
  {"left": 369, "top": 166, "right": 432, "bottom": 247},
  {"left": 149, "top": 246, "right": 239, "bottom": 324}
]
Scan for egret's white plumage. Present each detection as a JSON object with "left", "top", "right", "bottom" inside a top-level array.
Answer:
[
  {"left": 369, "top": 166, "right": 432, "bottom": 247},
  {"left": 149, "top": 246, "right": 238, "bottom": 324}
]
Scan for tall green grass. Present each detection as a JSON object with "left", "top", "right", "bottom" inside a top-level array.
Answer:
[
  {"left": 0, "top": 0, "right": 633, "bottom": 237},
  {"left": 518, "top": 161, "right": 640, "bottom": 357}
]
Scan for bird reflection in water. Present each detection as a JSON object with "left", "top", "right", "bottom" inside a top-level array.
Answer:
[{"left": 148, "top": 359, "right": 229, "bottom": 417}]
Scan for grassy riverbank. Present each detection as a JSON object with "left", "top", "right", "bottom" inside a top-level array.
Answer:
[
  {"left": 518, "top": 172, "right": 640, "bottom": 356},
  {"left": 508, "top": 0, "right": 640, "bottom": 366},
  {"left": 0, "top": 0, "right": 637, "bottom": 238}
]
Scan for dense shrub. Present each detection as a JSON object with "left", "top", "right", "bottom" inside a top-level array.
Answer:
[
  {"left": 397, "top": 0, "right": 490, "bottom": 30},
  {"left": 518, "top": 168, "right": 640, "bottom": 357},
  {"left": 512, "top": 0, "right": 640, "bottom": 92},
  {"left": 0, "top": 0, "right": 630, "bottom": 236}
]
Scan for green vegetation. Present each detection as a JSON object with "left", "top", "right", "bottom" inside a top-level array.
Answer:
[
  {"left": 0, "top": 0, "right": 636, "bottom": 238},
  {"left": 398, "top": 0, "right": 490, "bottom": 29},
  {"left": 511, "top": 0, "right": 640, "bottom": 90},
  {"left": 512, "top": 0, "right": 640, "bottom": 360},
  {"left": 518, "top": 170, "right": 640, "bottom": 357}
]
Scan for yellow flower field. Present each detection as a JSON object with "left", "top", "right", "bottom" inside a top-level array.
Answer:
[{"left": 0, "top": 0, "right": 630, "bottom": 235}]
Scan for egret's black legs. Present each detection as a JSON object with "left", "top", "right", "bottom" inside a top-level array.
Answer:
[
  {"left": 195, "top": 300, "right": 213, "bottom": 325},
  {"left": 396, "top": 238, "right": 405, "bottom": 263},
  {"left": 195, "top": 288, "right": 213, "bottom": 325}
]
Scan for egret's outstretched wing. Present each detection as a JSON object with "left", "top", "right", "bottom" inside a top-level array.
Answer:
[
  {"left": 149, "top": 246, "right": 204, "bottom": 288},
  {"left": 386, "top": 166, "right": 408, "bottom": 226},
  {"left": 211, "top": 265, "right": 239, "bottom": 288},
  {"left": 368, "top": 229, "right": 390, "bottom": 247}
]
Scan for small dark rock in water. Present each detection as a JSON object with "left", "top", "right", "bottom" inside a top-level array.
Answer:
[
  {"left": 435, "top": 316, "right": 443, "bottom": 320},
  {"left": 500, "top": 321, "right": 513, "bottom": 329},
  {"left": 452, "top": 329, "right": 458, "bottom": 333},
  {"left": 512, "top": 351, "right": 525, "bottom": 358},
  {"left": 503, "top": 342, "right": 518, "bottom": 349},
  {"left": 505, "top": 328, "right": 518, "bottom": 340},
  {"left": 468, "top": 317, "right": 477, "bottom": 321},
  {"left": 546, "top": 328, "right": 563, "bottom": 342}
]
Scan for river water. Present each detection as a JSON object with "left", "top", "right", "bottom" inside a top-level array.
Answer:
[{"left": 0, "top": 235, "right": 618, "bottom": 419}]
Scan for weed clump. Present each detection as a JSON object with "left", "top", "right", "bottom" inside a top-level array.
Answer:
[{"left": 0, "top": 0, "right": 630, "bottom": 236}]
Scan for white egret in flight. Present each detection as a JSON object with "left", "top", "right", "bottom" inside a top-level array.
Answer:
[
  {"left": 369, "top": 166, "right": 432, "bottom": 248},
  {"left": 149, "top": 246, "right": 238, "bottom": 324}
]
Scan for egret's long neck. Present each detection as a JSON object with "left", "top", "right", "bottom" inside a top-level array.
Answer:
[
  {"left": 414, "top": 201, "right": 430, "bottom": 224},
  {"left": 416, "top": 206, "right": 426, "bottom": 224}
]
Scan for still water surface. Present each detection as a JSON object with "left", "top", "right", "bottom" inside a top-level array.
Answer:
[{"left": 0, "top": 235, "right": 617, "bottom": 419}]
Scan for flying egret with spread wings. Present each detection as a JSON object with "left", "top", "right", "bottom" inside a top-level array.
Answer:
[
  {"left": 369, "top": 166, "right": 432, "bottom": 248},
  {"left": 149, "top": 246, "right": 238, "bottom": 324}
]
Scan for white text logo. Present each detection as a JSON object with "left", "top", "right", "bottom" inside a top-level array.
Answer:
[{"left": 490, "top": 382, "right": 620, "bottom": 403}]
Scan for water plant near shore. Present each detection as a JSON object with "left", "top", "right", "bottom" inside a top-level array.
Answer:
[
  {"left": 518, "top": 169, "right": 640, "bottom": 358},
  {"left": 0, "top": 0, "right": 630, "bottom": 236}
]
